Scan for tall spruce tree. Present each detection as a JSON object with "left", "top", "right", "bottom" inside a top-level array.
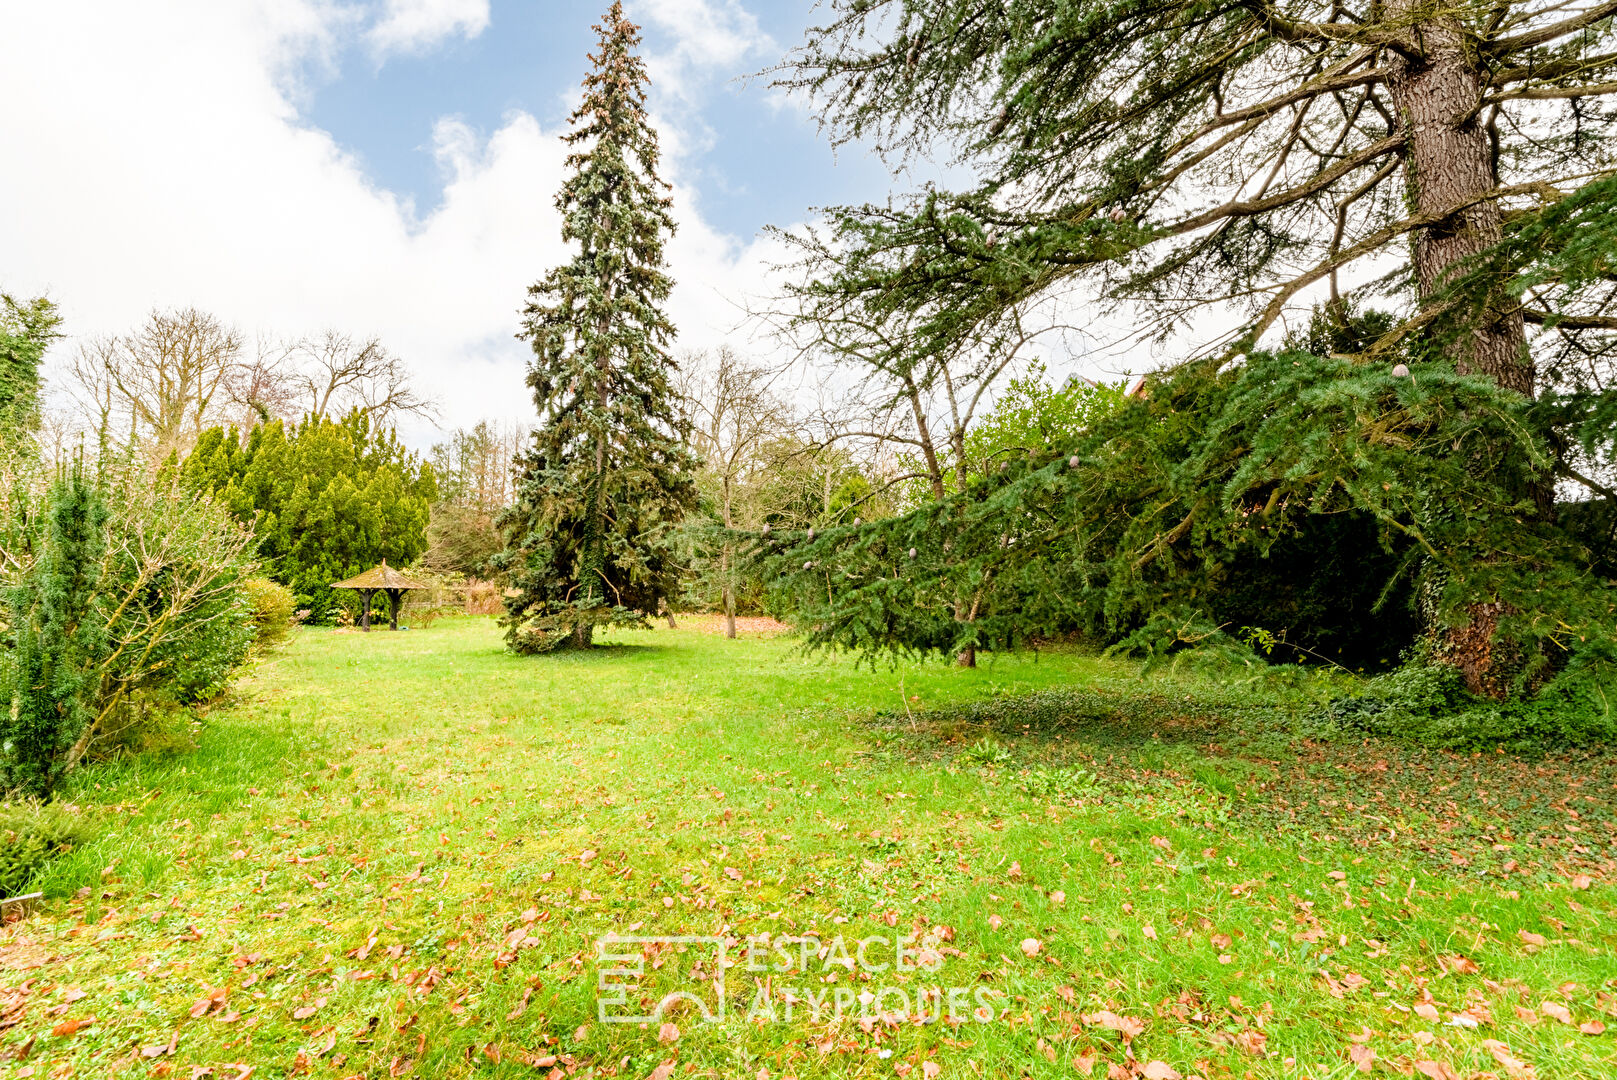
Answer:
[
  {"left": 496, "top": 2, "right": 697, "bottom": 653},
  {"left": 772, "top": 0, "right": 1617, "bottom": 693}
]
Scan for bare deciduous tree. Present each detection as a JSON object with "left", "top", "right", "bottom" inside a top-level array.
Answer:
[
  {"left": 69, "top": 308, "right": 242, "bottom": 461},
  {"left": 223, "top": 337, "right": 301, "bottom": 432},
  {"left": 294, "top": 330, "right": 436, "bottom": 427},
  {"left": 776, "top": 300, "right": 1075, "bottom": 665},
  {"left": 681, "top": 345, "right": 793, "bottom": 638},
  {"left": 424, "top": 421, "right": 526, "bottom": 577},
  {"left": 63, "top": 314, "right": 437, "bottom": 459}
]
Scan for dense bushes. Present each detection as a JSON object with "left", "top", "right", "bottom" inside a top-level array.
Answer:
[
  {"left": 766, "top": 349, "right": 1617, "bottom": 743},
  {"left": 1310, "top": 654, "right": 1617, "bottom": 749},
  {"left": 1, "top": 460, "right": 258, "bottom": 797},
  {"left": 175, "top": 411, "right": 436, "bottom": 620},
  {"left": 0, "top": 802, "right": 90, "bottom": 897},
  {"left": 1, "top": 469, "right": 109, "bottom": 799},
  {"left": 243, "top": 576, "right": 298, "bottom": 654}
]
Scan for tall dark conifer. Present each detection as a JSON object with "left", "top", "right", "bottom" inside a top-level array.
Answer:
[{"left": 496, "top": 2, "right": 696, "bottom": 653}]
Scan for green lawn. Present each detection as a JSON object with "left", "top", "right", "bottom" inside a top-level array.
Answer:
[{"left": 5, "top": 617, "right": 1615, "bottom": 1079}]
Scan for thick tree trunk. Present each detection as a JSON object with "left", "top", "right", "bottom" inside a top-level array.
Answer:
[
  {"left": 721, "top": 491, "right": 737, "bottom": 639},
  {"left": 954, "top": 592, "right": 979, "bottom": 669},
  {"left": 1388, "top": 19, "right": 1536, "bottom": 697},
  {"left": 1386, "top": 16, "right": 1529, "bottom": 391}
]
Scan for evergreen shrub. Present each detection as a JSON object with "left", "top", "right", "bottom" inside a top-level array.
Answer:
[
  {"left": 0, "top": 802, "right": 89, "bottom": 897},
  {"left": 244, "top": 577, "right": 298, "bottom": 654}
]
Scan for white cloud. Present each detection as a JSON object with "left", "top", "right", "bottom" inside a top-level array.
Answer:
[
  {"left": 632, "top": 0, "right": 774, "bottom": 106},
  {"left": 368, "top": 0, "right": 490, "bottom": 58},
  {"left": 0, "top": 0, "right": 789, "bottom": 447}
]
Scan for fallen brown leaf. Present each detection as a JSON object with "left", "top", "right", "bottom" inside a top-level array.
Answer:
[
  {"left": 1481, "top": 1039, "right": 1533, "bottom": 1080},
  {"left": 50, "top": 1017, "right": 92, "bottom": 1038},
  {"left": 1082, "top": 1010, "right": 1145, "bottom": 1040}
]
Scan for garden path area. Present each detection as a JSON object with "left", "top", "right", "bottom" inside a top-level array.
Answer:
[{"left": 3, "top": 618, "right": 1614, "bottom": 1079}]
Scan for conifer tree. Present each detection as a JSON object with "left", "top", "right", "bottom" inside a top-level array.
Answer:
[
  {"left": 496, "top": 2, "right": 697, "bottom": 653},
  {"left": 2, "top": 467, "right": 109, "bottom": 799},
  {"left": 0, "top": 294, "right": 63, "bottom": 437},
  {"left": 175, "top": 412, "right": 436, "bottom": 620},
  {"left": 774, "top": 0, "right": 1617, "bottom": 693}
]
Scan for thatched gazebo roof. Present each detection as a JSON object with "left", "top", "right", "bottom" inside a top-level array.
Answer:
[
  {"left": 331, "top": 560, "right": 427, "bottom": 592},
  {"left": 330, "top": 560, "right": 427, "bottom": 631}
]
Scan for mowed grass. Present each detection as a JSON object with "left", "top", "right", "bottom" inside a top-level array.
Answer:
[{"left": 2, "top": 617, "right": 1614, "bottom": 1079}]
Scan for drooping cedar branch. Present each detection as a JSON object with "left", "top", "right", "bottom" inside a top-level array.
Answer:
[{"left": 772, "top": 0, "right": 1617, "bottom": 389}]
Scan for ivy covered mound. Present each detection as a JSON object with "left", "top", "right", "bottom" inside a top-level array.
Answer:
[{"left": 765, "top": 347, "right": 1617, "bottom": 746}]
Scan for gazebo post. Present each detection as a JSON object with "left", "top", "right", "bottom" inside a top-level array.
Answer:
[
  {"left": 359, "top": 588, "right": 373, "bottom": 631},
  {"left": 386, "top": 588, "right": 402, "bottom": 630}
]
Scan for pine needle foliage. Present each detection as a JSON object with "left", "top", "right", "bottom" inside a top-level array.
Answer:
[
  {"left": 1, "top": 467, "right": 110, "bottom": 799},
  {"left": 763, "top": 352, "right": 1617, "bottom": 728},
  {"left": 0, "top": 294, "right": 62, "bottom": 437},
  {"left": 496, "top": 2, "right": 697, "bottom": 653},
  {"left": 775, "top": 0, "right": 1617, "bottom": 382},
  {"left": 769, "top": 0, "right": 1617, "bottom": 703}
]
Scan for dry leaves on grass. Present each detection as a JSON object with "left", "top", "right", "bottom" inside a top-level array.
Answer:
[
  {"left": 291, "top": 997, "right": 326, "bottom": 1020},
  {"left": 189, "top": 987, "right": 228, "bottom": 1019},
  {"left": 1082, "top": 1010, "right": 1146, "bottom": 1040},
  {"left": 677, "top": 615, "right": 790, "bottom": 636},
  {"left": 140, "top": 1031, "right": 178, "bottom": 1058},
  {"left": 1481, "top": 1040, "right": 1535, "bottom": 1079},
  {"left": 49, "top": 1016, "right": 92, "bottom": 1038},
  {"left": 1540, "top": 1000, "right": 1573, "bottom": 1025}
]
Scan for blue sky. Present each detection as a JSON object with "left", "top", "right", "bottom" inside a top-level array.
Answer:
[
  {"left": 304, "top": 2, "right": 893, "bottom": 244},
  {"left": 7, "top": 0, "right": 1121, "bottom": 452},
  {"left": 7, "top": 0, "right": 930, "bottom": 441}
]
